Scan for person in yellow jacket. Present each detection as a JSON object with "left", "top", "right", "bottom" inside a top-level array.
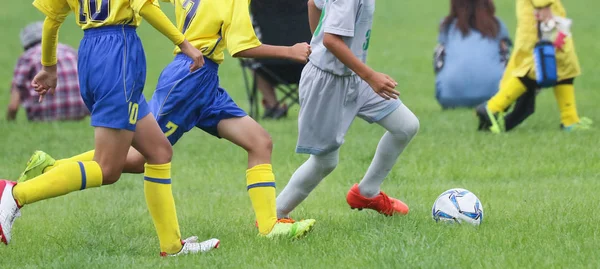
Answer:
[{"left": 476, "top": 0, "right": 591, "bottom": 132}]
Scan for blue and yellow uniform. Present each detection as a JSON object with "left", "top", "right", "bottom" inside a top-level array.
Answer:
[
  {"left": 32, "top": 0, "right": 165, "bottom": 131},
  {"left": 149, "top": 0, "right": 261, "bottom": 142}
]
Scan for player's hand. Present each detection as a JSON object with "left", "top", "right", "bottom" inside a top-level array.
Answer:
[
  {"left": 535, "top": 7, "right": 553, "bottom": 23},
  {"left": 365, "top": 71, "right": 399, "bottom": 100},
  {"left": 31, "top": 65, "right": 58, "bottom": 103},
  {"left": 178, "top": 40, "right": 204, "bottom": 72},
  {"left": 289, "top": 42, "right": 311, "bottom": 63}
]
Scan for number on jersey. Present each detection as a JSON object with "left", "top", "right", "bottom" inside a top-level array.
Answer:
[{"left": 79, "top": 0, "right": 111, "bottom": 24}]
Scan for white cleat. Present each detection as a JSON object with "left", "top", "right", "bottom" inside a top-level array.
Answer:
[
  {"left": 0, "top": 180, "right": 21, "bottom": 245},
  {"left": 160, "top": 236, "right": 220, "bottom": 257}
]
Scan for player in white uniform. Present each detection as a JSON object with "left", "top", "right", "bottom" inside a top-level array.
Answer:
[{"left": 276, "top": 0, "right": 420, "bottom": 218}]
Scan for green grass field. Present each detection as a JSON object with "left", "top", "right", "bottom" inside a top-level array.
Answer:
[{"left": 1, "top": 1, "right": 600, "bottom": 268}]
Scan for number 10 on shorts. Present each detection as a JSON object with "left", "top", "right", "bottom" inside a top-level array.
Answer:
[{"left": 128, "top": 102, "right": 139, "bottom": 124}]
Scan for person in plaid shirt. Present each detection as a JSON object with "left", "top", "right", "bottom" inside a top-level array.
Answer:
[{"left": 6, "top": 21, "right": 88, "bottom": 121}]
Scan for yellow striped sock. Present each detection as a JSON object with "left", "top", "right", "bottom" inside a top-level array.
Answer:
[
  {"left": 487, "top": 77, "right": 527, "bottom": 113},
  {"left": 553, "top": 84, "right": 579, "bottom": 126},
  {"left": 246, "top": 164, "right": 277, "bottom": 235},
  {"left": 44, "top": 150, "right": 95, "bottom": 173},
  {"left": 14, "top": 161, "right": 102, "bottom": 206},
  {"left": 144, "top": 162, "right": 182, "bottom": 254}
]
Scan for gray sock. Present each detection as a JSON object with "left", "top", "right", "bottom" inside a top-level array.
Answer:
[
  {"left": 358, "top": 104, "right": 420, "bottom": 198},
  {"left": 276, "top": 150, "right": 339, "bottom": 218}
]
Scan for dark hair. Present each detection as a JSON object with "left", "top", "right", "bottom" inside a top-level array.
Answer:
[{"left": 441, "top": 0, "right": 499, "bottom": 38}]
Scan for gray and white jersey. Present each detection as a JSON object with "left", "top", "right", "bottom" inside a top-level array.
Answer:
[{"left": 309, "top": 0, "right": 375, "bottom": 76}]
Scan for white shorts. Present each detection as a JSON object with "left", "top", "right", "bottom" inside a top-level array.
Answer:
[{"left": 296, "top": 63, "right": 401, "bottom": 155}]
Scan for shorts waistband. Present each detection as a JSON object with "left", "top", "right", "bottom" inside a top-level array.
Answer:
[
  {"left": 175, "top": 54, "right": 219, "bottom": 72},
  {"left": 83, "top": 25, "right": 137, "bottom": 38}
]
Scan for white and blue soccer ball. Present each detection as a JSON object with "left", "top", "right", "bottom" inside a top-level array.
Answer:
[{"left": 432, "top": 188, "right": 483, "bottom": 225}]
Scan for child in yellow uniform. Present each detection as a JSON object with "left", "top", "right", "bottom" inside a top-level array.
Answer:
[
  {"left": 0, "top": 0, "right": 220, "bottom": 257},
  {"left": 476, "top": 0, "right": 591, "bottom": 132}
]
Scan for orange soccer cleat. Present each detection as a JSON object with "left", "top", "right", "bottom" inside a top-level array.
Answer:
[{"left": 346, "top": 184, "right": 409, "bottom": 216}]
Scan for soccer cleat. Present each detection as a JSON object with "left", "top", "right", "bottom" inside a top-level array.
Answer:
[
  {"left": 160, "top": 236, "right": 220, "bottom": 257},
  {"left": 18, "top": 151, "right": 56, "bottom": 183},
  {"left": 346, "top": 184, "right": 409, "bottom": 216},
  {"left": 475, "top": 103, "right": 505, "bottom": 133},
  {"left": 262, "top": 218, "right": 315, "bottom": 239},
  {"left": 0, "top": 180, "right": 21, "bottom": 245},
  {"left": 561, "top": 117, "right": 593, "bottom": 132}
]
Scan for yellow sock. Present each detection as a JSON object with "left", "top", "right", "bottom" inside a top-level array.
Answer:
[
  {"left": 144, "top": 162, "right": 182, "bottom": 254},
  {"left": 246, "top": 164, "right": 277, "bottom": 235},
  {"left": 13, "top": 161, "right": 102, "bottom": 206},
  {"left": 487, "top": 77, "right": 527, "bottom": 113},
  {"left": 553, "top": 84, "right": 580, "bottom": 126},
  {"left": 45, "top": 150, "right": 95, "bottom": 173}
]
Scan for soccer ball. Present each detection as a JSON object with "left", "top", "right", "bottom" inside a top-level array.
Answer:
[{"left": 432, "top": 188, "right": 483, "bottom": 225}]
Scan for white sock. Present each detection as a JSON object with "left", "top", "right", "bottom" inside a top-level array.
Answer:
[
  {"left": 358, "top": 104, "right": 419, "bottom": 198},
  {"left": 276, "top": 150, "right": 339, "bottom": 218}
]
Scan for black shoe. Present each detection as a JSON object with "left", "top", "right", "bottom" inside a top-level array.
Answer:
[{"left": 475, "top": 103, "right": 492, "bottom": 131}]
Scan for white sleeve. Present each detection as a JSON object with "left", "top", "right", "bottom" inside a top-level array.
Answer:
[
  {"left": 322, "top": 0, "right": 360, "bottom": 37},
  {"left": 313, "top": 0, "right": 325, "bottom": 10}
]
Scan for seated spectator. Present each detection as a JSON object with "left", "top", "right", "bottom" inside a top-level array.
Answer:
[
  {"left": 250, "top": 0, "right": 312, "bottom": 119},
  {"left": 7, "top": 21, "right": 88, "bottom": 121},
  {"left": 434, "top": 0, "right": 512, "bottom": 109}
]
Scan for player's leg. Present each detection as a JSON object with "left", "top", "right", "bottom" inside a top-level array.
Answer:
[
  {"left": 276, "top": 64, "right": 356, "bottom": 219},
  {"left": 0, "top": 127, "right": 130, "bottom": 244},
  {"left": 276, "top": 150, "right": 339, "bottom": 219},
  {"left": 355, "top": 104, "right": 419, "bottom": 200},
  {"left": 11, "top": 126, "right": 127, "bottom": 205},
  {"left": 553, "top": 78, "right": 591, "bottom": 131},
  {"left": 216, "top": 115, "right": 314, "bottom": 237},
  {"left": 503, "top": 86, "right": 537, "bottom": 132},
  {"left": 131, "top": 112, "right": 218, "bottom": 255},
  {"left": 346, "top": 82, "right": 418, "bottom": 216},
  {"left": 476, "top": 76, "right": 528, "bottom": 133}
]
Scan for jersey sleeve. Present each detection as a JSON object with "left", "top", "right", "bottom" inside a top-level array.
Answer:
[
  {"left": 32, "top": 0, "right": 71, "bottom": 22},
  {"left": 322, "top": 0, "right": 360, "bottom": 37},
  {"left": 313, "top": 0, "right": 325, "bottom": 10},
  {"left": 131, "top": 0, "right": 160, "bottom": 14},
  {"left": 224, "top": 0, "right": 262, "bottom": 56}
]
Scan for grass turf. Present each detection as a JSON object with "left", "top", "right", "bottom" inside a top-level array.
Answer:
[{"left": 1, "top": 0, "right": 600, "bottom": 268}]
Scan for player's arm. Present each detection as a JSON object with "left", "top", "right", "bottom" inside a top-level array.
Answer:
[
  {"left": 6, "top": 87, "right": 21, "bottom": 121},
  {"left": 31, "top": 17, "right": 62, "bottom": 102},
  {"left": 320, "top": 0, "right": 397, "bottom": 99},
  {"left": 137, "top": 1, "right": 204, "bottom": 71},
  {"left": 323, "top": 33, "right": 398, "bottom": 100},
  {"left": 227, "top": 0, "right": 309, "bottom": 63},
  {"left": 233, "top": 44, "right": 311, "bottom": 64},
  {"left": 307, "top": 0, "right": 323, "bottom": 35}
]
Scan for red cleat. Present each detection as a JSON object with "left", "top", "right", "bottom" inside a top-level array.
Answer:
[{"left": 346, "top": 184, "right": 409, "bottom": 216}]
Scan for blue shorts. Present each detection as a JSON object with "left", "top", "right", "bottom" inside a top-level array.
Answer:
[
  {"left": 78, "top": 25, "right": 150, "bottom": 131},
  {"left": 149, "top": 54, "right": 247, "bottom": 144}
]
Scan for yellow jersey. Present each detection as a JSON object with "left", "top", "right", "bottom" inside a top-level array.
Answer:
[
  {"left": 503, "top": 0, "right": 580, "bottom": 81},
  {"left": 33, "top": 0, "right": 157, "bottom": 30},
  {"left": 165, "top": 0, "right": 261, "bottom": 64}
]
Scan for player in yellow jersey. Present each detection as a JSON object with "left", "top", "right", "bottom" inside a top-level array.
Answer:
[
  {"left": 18, "top": 0, "right": 316, "bottom": 238},
  {"left": 476, "top": 0, "right": 591, "bottom": 132},
  {"left": 0, "top": 0, "right": 221, "bottom": 257}
]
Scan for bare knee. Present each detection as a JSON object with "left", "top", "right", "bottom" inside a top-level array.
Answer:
[
  {"left": 248, "top": 132, "right": 273, "bottom": 157},
  {"left": 99, "top": 164, "right": 124, "bottom": 185},
  {"left": 144, "top": 141, "right": 173, "bottom": 165}
]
